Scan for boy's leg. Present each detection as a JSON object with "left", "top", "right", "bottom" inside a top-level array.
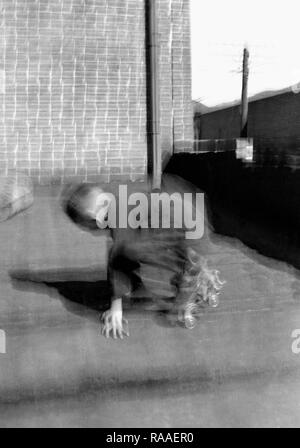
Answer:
[{"left": 135, "top": 237, "right": 186, "bottom": 310}]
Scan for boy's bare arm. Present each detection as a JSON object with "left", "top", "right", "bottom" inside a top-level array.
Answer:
[{"left": 101, "top": 297, "right": 129, "bottom": 339}]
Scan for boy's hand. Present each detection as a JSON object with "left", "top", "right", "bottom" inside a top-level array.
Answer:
[{"left": 101, "top": 298, "right": 129, "bottom": 339}]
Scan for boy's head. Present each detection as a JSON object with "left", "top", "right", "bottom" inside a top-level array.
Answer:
[{"left": 62, "top": 184, "right": 112, "bottom": 231}]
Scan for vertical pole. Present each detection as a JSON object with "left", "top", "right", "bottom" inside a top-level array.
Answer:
[
  {"left": 147, "top": 0, "right": 161, "bottom": 190},
  {"left": 240, "top": 46, "right": 249, "bottom": 138}
]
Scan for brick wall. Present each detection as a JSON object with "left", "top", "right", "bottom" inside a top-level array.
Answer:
[
  {"left": 0, "top": 0, "right": 193, "bottom": 184},
  {"left": 157, "top": 0, "right": 193, "bottom": 159}
]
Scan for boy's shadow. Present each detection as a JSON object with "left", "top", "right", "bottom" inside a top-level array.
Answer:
[
  {"left": 9, "top": 267, "right": 176, "bottom": 328},
  {"left": 9, "top": 267, "right": 112, "bottom": 319}
]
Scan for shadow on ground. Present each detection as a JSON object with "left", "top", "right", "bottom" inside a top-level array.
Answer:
[
  {"left": 9, "top": 268, "right": 177, "bottom": 328},
  {"left": 9, "top": 267, "right": 111, "bottom": 314}
]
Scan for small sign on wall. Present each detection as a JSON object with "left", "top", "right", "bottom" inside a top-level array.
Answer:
[{"left": 236, "top": 138, "right": 254, "bottom": 162}]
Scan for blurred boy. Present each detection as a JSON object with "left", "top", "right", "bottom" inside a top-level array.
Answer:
[{"left": 62, "top": 175, "right": 224, "bottom": 339}]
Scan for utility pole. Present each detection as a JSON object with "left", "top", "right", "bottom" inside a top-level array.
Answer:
[{"left": 240, "top": 46, "right": 249, "bottom": 138}]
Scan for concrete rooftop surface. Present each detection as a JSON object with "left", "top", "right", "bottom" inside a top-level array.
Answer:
[{"left": 0, "top": 186, "right": 300, "bottom": 428}]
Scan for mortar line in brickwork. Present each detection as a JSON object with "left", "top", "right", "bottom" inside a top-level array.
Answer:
[
  {"left": 72, "top": 58, "right": 76, "bottom": 128},
  {"left": 169, "top": 0, "right": 175, "bottom": 151}
]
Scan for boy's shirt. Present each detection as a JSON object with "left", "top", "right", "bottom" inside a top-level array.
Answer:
[{"left": 102, "top": 174, "right": 210, "bottom": 301}]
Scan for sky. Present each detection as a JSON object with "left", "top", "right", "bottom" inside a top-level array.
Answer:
[{"left": 190, "top": 0, "right": 300, "bottom": 106}]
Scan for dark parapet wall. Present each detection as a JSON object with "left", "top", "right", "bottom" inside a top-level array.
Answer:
[{"left": 165, "top": 151, "right": 300, "bottom": 269}]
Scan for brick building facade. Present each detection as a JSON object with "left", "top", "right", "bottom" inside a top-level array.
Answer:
[{"left": 0, "top": 0, "right": 193, "bottom": 184}]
